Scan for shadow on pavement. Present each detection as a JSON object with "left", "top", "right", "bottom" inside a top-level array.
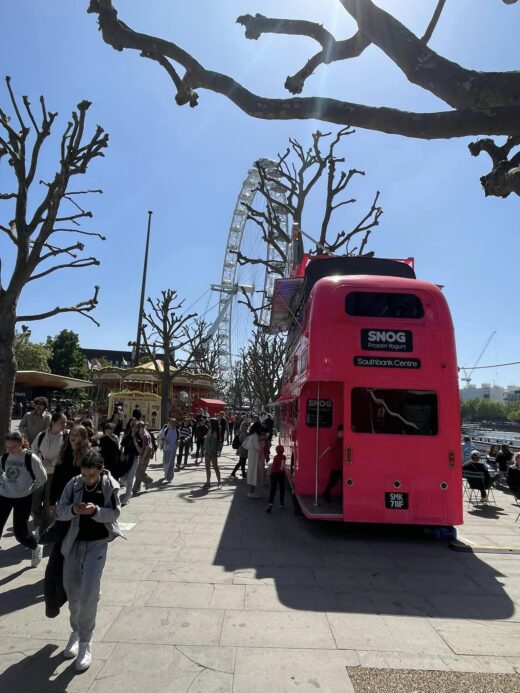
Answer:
[
  {"left": 0, "top": 567, "right": 42, "bottom": 618},
  {"left": 206, "top": 454, "right": 516, "bottom": 620},
  {"left": 0, "top": 644, "right": 77, "bottom": 692}
]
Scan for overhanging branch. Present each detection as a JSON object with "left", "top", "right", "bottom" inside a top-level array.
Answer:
[{"left": 89, "top": 0, "right": 520, "bottom": 140}]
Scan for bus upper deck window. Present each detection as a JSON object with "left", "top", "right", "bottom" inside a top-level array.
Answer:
[{"left": 345, "top": 292, "right": 424, "bottom": 319}]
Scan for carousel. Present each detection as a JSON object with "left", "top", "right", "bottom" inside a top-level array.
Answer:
[{"left": 92, "top": 360, "right": 217, "bottom": 423}]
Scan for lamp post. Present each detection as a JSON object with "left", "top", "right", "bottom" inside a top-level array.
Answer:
[{"left": 134, "top": 210, "right": 153, "bottom": 366}]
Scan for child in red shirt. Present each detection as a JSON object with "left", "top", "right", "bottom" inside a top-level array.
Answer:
[{"left": 266, "top": 445, "right": 286, "bottom": 513}]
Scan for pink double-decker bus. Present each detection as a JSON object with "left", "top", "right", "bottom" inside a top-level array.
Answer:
[{"left": 271, "top": 255, "right": 462, "bottom": 527}]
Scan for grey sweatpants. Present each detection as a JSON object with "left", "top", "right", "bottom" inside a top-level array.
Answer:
[{"left": 63, "top": 539, "right": 108, "bottom": 642}]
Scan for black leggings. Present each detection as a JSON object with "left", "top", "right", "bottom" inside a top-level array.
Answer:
[
  {"left": 0, "top": 494, "right": 38, "bottom": 550},
  {"left": 323, "top": 469, "right": 342, "bottom": 498},
  {"left": 232, "top": 456, "right": 247, "bottom": 476},
  {"left": 195, "top": 440, "right": 205, "bottom": 459},
  {"left": 268, "top": 472, "right": 286, "bottom": 505}
]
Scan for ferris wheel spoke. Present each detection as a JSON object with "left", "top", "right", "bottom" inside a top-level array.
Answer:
[{"left": 210, "top": 159, "right": 290, "bottom": 384}]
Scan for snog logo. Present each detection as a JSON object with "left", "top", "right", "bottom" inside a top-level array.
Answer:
[
  {"left": 361, "top": 328, "right": 413, "bottom": 352},
  {"left": 367, "top": 330, "right": 406, "bottom": 344}
]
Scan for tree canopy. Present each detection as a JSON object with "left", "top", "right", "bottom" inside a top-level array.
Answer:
[
  {"left": 14, "top": 330, "right": 51, "bottom": 372},
  {"left": 47, "top": 330, "right": 90, "bottom": 381}
]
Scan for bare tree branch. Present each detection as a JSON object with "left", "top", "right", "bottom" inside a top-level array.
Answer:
[
  {"left": 421, "top": 0, "right": 447, "bottom": 44},
  {"left": 16, "top": 285, "right": 101, "bottom": 326},
  {"left": 27, "top": 256, "right": 100, "bottom": 282},
  {"left": 469, "top": 136, "right": 520, "bottom": 197},
  {"left": 88, "top": 0, "right": 520, "bottom": 144}
]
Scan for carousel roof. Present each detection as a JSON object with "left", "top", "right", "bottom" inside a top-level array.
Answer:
[{"left": 92, "top": 360, "right": 215, "bottom": 384}]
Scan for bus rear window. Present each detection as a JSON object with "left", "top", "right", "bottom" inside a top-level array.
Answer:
[
  {"left": 351, "top": 388, "right": 438, "bottom": 436},
  {"left": 345, "top": 292, "right": 424, "bottom": 319}
]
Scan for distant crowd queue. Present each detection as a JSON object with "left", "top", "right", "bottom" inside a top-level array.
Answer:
[{"left": 0, "top": 396, "right": 281, "bottom": 672}]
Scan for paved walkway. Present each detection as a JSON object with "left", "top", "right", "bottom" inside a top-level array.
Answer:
[{"left": 0, "top": 445, "right": 519, "bottom": 692}]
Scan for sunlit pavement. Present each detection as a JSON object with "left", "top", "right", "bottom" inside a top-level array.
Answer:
[{"left": 0, "top": 443, "right": 519, "bottom": 692}]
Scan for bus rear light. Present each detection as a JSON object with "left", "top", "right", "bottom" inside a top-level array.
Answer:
[
  {"left": 346, "top": 446, "right": 352, "bottom": 464},
  {"left": 393, "top": 481, "right": 401, "bottom": 489},
  {"left": 440, "top": 482, "right": 448, "bottom": 490},
  {"left": 448, "top": 450, "right": 455, "bottom": 468}
]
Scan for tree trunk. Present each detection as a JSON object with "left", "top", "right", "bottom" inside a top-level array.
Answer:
[
  {"left": 161, "top": 367, "right": 170, "bottom": 427},
  {"left": 0, "top": 304, "right": 17, "bottom": 449}
]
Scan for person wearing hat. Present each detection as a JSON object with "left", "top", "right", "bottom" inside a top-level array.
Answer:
[{"left": 463, "top": 450, "right": 497, "bottom": 500}]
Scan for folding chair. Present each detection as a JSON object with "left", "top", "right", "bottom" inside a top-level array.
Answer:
[{"left": 462, "top": 469, "right": 496, "bottom": 508}]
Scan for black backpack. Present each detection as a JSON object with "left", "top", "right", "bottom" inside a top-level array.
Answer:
[
  {"left": 1, "top": 450, "right": 36, "bottom": 482},
  {"left": 232, "top": 434, "right": 240, "bottom": 450}
]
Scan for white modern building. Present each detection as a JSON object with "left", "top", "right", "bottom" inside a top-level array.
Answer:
[
  {"left": 459, "top": 383, "right": 520, "bottom": 402},
  {"left": 459, "top": 383, "right": 504, "bottom": 402}
]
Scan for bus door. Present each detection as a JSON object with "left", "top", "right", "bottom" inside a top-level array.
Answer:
[
  {"left": 343, "top": 385, "right": 446, "bottom": 524},
  {"left": 301, "top": 382, "right": 343, "bottom": 509}
]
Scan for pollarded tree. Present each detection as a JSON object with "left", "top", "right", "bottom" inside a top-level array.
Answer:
[
  {"left": 237, "top": 128, "right": 382, "bottom": 323},
  {"left": 0, "top": 78, "right": 107, "bottom": 445},
  {"left": 141, "top": 290, "right": 214, "bottom": 426},
  {"left": 88, "top": 0, "right": 520, "bottom": 197},
  {"left": 239, "top": 330, "right": 285, "bottom": 409}
]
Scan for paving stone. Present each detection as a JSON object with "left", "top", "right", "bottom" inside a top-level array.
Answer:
[
  {"left": 86, "top": 643, "right": 202, "bottom": 692},
  {"left": 220, "top": 610, "right": 336, "bottom": 648},
  {"left": 327, "top": 613, "right": 453, "bottom": 654},
  {"left": 98, "top": 578, "right": 145, "bottom": 606},
  {"left": 149, "top": 561, "right": 234, "bottom": 584},
  {"left": 102, "top": 605, "right": 224, "bottom": 646},
  {"left": 101, "top": 558, "right": 158, "bottom": 581},
  {"left": 0, "top": 601, "right": 122, "bottom": 641},
  {"left": 244, "top": 584, "right": 340, "bottom": 612},
  {"left": 145, "top": 581, "right": 215, "bottom": 608},
  {"left": 234, "top": 647, "right": 357, "bottom": 692},
  {"left": 209, "top": 584, "right": 245, "bottom": 610},
  {"left": 430, "top": 618, "right": 520, "bottom": 656}
]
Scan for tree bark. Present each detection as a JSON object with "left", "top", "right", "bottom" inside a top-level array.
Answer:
[
  {"left": 161, "top": 366, "right": 170, "bottom": 427},
  {"left": 0, "top": 305, "right": 17, "bottom": 448}
]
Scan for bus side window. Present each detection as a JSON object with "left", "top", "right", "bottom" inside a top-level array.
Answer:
[{"left": 351, "top": 388, "right": 438, "bottom": 436}]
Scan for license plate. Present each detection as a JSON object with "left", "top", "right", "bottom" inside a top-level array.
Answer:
[{"left": 385, "top": 492, "right": 408, "bottom": 509}]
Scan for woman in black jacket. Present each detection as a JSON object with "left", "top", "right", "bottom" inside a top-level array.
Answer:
[
  {"left": 98, "top": 422, "right": 122, "bottom": 477},
  {"left": 50, "top": 425, "right": 91, "bottom": 509}
]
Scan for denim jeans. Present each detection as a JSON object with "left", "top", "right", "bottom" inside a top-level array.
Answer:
[{"left": 163, "top": 447, "right": 176, "bottom": 481}]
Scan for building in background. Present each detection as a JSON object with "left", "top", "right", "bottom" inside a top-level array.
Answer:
[
  {"left": 81, "top": 348, "right": 133, "bottom": 368},
  {"left": 459, "top": 383, "right": 505, "bottom": 402}
]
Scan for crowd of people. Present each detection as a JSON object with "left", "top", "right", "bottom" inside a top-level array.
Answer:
[
  {"left": 461, "top": 435, "right": 520, "bottom": 501},
  {"left": 0, "top": 398, "right": 283, "bottom": 672}
]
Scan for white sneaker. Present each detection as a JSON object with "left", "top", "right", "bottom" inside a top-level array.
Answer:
[
  {"left": 31, "top": 544, "right": 43, "bottom": 568},
  {"left": 75, "top": 642, "right": 92, "bottom": 671},
  {"left": 63, "top": 631, "right": 79, "bottom": 659}
]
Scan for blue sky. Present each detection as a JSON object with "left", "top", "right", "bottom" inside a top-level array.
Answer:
[{"left": 0, "top": 1, "right": 518, "bottom": 387}]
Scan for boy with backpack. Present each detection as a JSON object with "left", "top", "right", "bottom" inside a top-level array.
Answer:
[{"left": 0, "top": 431, "right": 47, "bottom": 565}]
